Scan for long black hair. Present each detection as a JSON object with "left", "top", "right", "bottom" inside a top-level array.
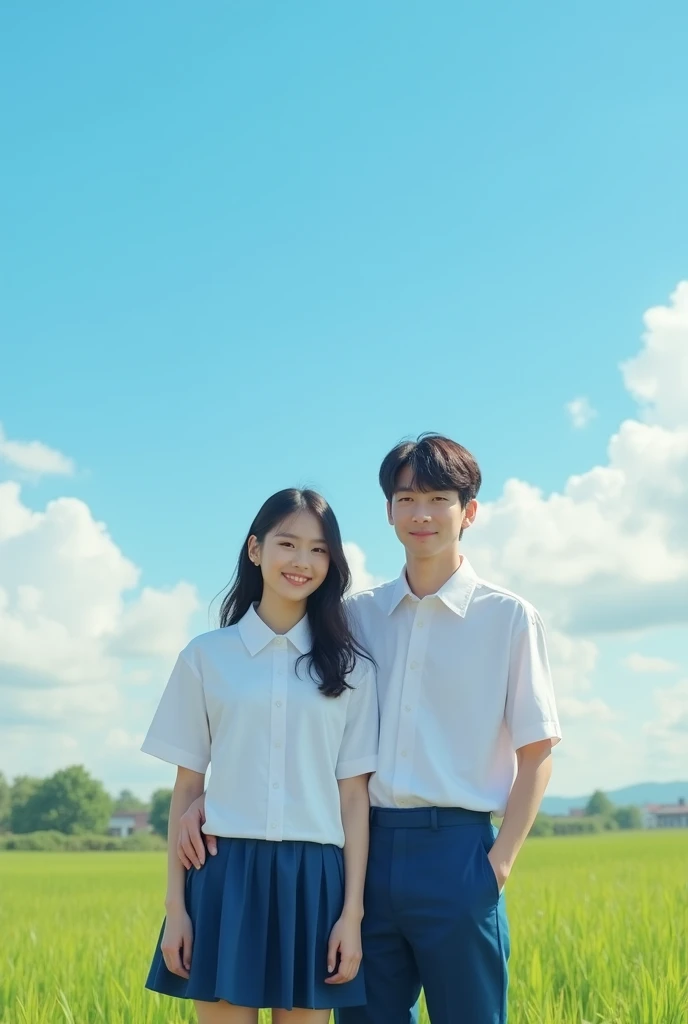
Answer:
[{"left": 218, "top": 488, "right": 372, "bottom": 697}]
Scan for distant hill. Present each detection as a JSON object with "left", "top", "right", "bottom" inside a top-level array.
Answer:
[{"left": 541, "top": 781, "right": 688, "bottom": 816}]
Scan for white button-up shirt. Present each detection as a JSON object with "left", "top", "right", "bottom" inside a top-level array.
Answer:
[
  {"left": 347, "top": 557, "right": 561, "bottom": 816},
  {"left": 141, "top": 605, "right": 378, "bottom": 847}
]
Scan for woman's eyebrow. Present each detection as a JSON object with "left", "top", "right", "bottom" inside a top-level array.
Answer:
[{"left": 275, "top": 532, "right": 328, "bottom": 544}]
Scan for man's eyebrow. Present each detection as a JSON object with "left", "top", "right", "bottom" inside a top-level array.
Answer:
[{"left": 275, "top": 532, "right": 329, "bottom": 544}]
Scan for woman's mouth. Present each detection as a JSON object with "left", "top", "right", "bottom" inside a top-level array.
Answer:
[{"left": 282, "top": 572, "right": 312, "bottom": 586}]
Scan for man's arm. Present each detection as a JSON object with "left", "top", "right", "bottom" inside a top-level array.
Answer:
[
  {"left": 178, "top": 791, "right": 217, "bottom": 869},
  {"left": 487, "top": 738, "right": 553, "bottom": 889}
]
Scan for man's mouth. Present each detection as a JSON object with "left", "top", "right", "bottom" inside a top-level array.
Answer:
[{"left": 282, "top": 572, "right": 312, "bottom": 586}]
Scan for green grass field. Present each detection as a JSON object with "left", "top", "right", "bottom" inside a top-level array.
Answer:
[{"left": 1, "top": 831, "right": 686, "bottom": 1023}]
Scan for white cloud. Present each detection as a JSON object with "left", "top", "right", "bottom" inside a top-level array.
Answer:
[
  {"left": 468, "top": 281, "right": 688, "bottom": 636},
  {"left": 623, "top": 653, "right": 679, "bottom": 674},
  {"left": 566, "top": 396, "right": 597, "bottom": 429},
  {"left": 113, "top": 584, "right": 199, "bottom": 659},
  {"left": 0, "top": 483, "right": 199, "bottom": 685},
  {"left": 644, "top": 679, "right": 688, "bottom": 773},
  {"left": 0, "top": 422, "right": 75, "bottom": 477},
  {"left": 344, "top": 541, "right": 386, "bottom": 594},
  {"left": 621, "top": 280, "right": 688, "bottom": 428},
  {"left": 105, "top": 728, "right": 146, "bottom": 751},
  {"left": 0, "top": 476, "right": 199, "bottom": 785}
]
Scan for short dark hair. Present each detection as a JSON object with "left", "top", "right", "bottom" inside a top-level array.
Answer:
[{"left": 379, "top": 433, "right": 482, "bottom": 507}]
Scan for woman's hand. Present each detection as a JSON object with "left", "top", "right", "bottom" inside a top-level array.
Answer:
[
  {"left": 161, "top": 907, "right": 193, "bottom": 979},
  {"left": 325, "top": 910, "right": 363, "bottom": 985}
]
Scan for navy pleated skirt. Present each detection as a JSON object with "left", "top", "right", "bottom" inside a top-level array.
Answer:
[{"left": 145, "top": 837, "right": 367, "bottom": 1010}]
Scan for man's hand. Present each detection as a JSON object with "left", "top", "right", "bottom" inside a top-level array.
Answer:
[
  {"left": 487, "top": 848, "right": 510, "bottom": 893},
  {"left": 177, "top": 793, "right": 217, "bottom": 870},
  {"left": 324, "top": 910, "right": 363, "bottom": 985}
]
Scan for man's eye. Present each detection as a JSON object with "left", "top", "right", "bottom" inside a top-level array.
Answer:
[{"left": 279, "top": 542, "right": 293, "bottom": 548}]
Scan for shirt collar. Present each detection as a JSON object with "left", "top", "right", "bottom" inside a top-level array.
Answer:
[
  {"left": 387, "top": 557, "right": 479, "bottom": 618},
  {"left": 237, "top": 603, "right": 312, "bottom": 656}
]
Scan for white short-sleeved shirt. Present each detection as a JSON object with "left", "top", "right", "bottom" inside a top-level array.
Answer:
[
  {"left": 141, "top": 604, "right": 378, "bottom": 847},
  {"left": 347, "top": 557, "right": 561, "bottom": 817}
]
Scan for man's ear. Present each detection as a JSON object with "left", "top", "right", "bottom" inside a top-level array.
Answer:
[
  {"left": 461, "top": 498, "right": 478, "bottom": 530},
  {"left": 386, "top": 500, "right": 394, "bottom": 526}
]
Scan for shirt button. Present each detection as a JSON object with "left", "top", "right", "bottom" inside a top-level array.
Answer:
[
  {"left": 272, "top": 782, "right": 280, "bottom": 789},
  {"left": 274, "top": 741, "right": 282, "bottom": 748},
  {"left": 271, "top": 822, "right": 277, "bottom": 829},
  {"left": 405, "top": 705, "right": 411, "bottom": 712},
  {"left": 275, "top": 637, "right": 285, "bottom": 646},
  {"left": 401, "top": 750, "right": 408, "bottom": 758},
  {"left": 275, "top": 700, "right": 282, "bottom": 707},
  {"left": 416, "top": 620, "right": 424, "bottom": 628},
  {"left": 410, "top": 661, "right": 419, "bottom": 670}
]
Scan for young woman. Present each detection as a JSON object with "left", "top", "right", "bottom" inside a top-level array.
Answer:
[{"left": 141, "top": 488, "right": 377, "bottom": 1024}]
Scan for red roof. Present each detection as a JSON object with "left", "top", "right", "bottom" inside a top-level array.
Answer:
[{"left": 648, "top": 803, "right": 687, "bottom": 815}]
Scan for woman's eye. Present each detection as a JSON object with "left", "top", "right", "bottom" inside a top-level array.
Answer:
[{"left": 314, "top": 547, "right": 327, "bottom": 554}]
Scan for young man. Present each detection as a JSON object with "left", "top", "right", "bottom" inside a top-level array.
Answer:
[{"left": 177, "top": 434, "right": 561, "bottom": 1024}]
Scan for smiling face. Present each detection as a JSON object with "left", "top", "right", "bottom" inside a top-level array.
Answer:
[
  {"left": 388, "top": 464, "right": 477, "bottom": 560},
  {"left": 248, "top": 510, "right": 331, "bottom": 605}
]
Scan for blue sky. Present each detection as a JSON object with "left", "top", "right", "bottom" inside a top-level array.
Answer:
[{"left": 1, "top": 1, "right": 687, "bottom": 800}]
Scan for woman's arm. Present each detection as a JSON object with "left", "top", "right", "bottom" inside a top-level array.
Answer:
[
  {"left": 160, "top": 766, "right": 205, "bottom": 978},
  {"left": 325, "top": 773, "right": 370, "bottom": 985},
  {"left": 166, "top": 767, "right": 206, "bottom": 908}
]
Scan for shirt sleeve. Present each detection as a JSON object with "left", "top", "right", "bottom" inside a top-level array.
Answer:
[
  {"left": 140, "top": 650, "right": 211, "bottom": 774},
  {"left": 335, "top": 664, "right": 379, "bottom": 780},
  {"left": 505, "top": 605, "right": 562, "bottom": 751}
]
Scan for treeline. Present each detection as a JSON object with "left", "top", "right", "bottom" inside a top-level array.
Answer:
[
  {"left": 0, "top": 766, "right": 172, "bottom": 851},
  {"left": 529, "top": 790, "right": 643, "bottom": 837},
  {"left": 1, "top": 768, "right": 644, "bottom": 852}
]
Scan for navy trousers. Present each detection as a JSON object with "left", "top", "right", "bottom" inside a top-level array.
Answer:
[{"left": 337, "top": 807, "right": 510, "bottom": 1024}]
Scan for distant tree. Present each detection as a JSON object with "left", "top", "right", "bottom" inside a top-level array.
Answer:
[
  {"left": 10, "top": 775, "right": 43, "bottom": 834},
  {"left": 149, "top": 789, "right": 173, "bottom": 838},
  {"left": 613, "top": 805, "right": 642, "bottom": 830},
  {"left": 585, "top": 790, "right": 614, "bottom": 818},
  {"left": 17, "top": 766, "right": 112, "bottom": 835},
  {"left": 552, "top": 816, "right": 604, "bottom": 836},
  {"left": 113, "top": 789, "right": 147, "bottom": 812},
  {"left": 0, "top": 772, "right": 10, "bottom": 832},
  {"left": 529, "top": 813, "right": 553, "bottom": 837}
]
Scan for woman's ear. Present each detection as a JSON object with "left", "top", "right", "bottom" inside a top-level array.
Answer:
[{"left": 247, "top": 535, "right": 261, "bottom": 566}]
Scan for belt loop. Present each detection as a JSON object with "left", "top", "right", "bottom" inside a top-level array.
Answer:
[{"left": 430, "top": 807, "right": 438, "bottom": 831}]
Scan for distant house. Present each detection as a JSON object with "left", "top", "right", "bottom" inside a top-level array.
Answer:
[
  {"left": 645, "top": 797, "right": 688, "bottom": 829},
  {"left": 108, "top": 810, "right": 151, "bottom": 837}
]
